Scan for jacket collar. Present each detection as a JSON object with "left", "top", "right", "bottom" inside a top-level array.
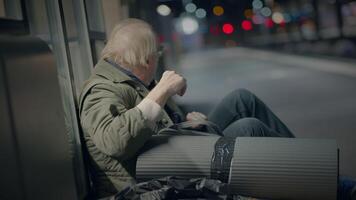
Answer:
[
  {"left": 93, "top": 59, "right": 136, "bottom": 84},
  {"left": 93, "top": 58, "right": 151, "bottom": 97}
]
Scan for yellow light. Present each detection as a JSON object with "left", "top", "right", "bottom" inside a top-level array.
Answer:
[
  {"left": 244, "top": 9, "right": 253, "bottom": 18},
  {"left": 213, "top": 6, "right": 224, "bottom": 16}
]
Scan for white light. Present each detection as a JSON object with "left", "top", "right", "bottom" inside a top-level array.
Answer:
[
  {"left": 185, "top": 3, "right": 197, "bottom": 13},
  {"left": 157, "top": 4, "right": 171, "bottom": 16},
  {"left": 252, "top": 0, "right": 263, "bottom": 10},
  {"left": 272, "top": 12, "right": 284, "bottom": 24},
  {"left": 195, "top": 8, "right": 206, "bottom": 18},
  {"left": 261, "top": 7, "right": 272, "bottom": 17},
  {"left": 181, "top": 17, "right": 199, "bottom": 35}
]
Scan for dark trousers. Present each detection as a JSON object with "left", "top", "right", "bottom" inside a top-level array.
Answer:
[{"left": 208, "top": 89, "right": 295, "bottom": 138}]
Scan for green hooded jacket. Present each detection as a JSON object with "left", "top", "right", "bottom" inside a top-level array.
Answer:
[{"left": 78, "top": 59, "right": 184, "bottom": 197}]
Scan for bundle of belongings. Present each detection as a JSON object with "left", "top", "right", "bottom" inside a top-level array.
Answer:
[{"left": 110, "top": 176, "right": 259, "bottom": 200}]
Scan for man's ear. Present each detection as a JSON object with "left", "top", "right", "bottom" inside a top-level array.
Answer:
[
  {"left": 145, "top": 56, "right": 152, "bottom": 67},
  {"left": 142, "top": 59, "right": 150, "bottom": 69}
]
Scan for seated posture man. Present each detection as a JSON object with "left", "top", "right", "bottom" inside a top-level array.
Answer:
[{"left": 78, "top": 18, "right": 294, "bottom": 197}]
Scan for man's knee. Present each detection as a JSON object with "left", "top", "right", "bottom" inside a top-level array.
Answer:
[
  {"left": 229, "top": 88, "right": 254, "bottom": 103},
  {"left": 235, "top": 117, "right": 264, "bottom": 130},
  {"left": 234, "top": 88, "right": 251, "bottom": 96},
  {"left": 224, "top": 117, "right": 267, "bottom": 137}
]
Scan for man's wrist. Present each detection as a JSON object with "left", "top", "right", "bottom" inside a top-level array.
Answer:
[
  {"left": 146, "top": 84, "right": 170, "bottom": 107},
  {"left": 137, "top": 98, "right": 162, "bottom": 122}
]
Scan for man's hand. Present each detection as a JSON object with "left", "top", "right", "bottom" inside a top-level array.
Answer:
[
  {"left": 186, "top": 112, "right": 207, "bottom": 121},
  {"left": 145, "top": 70, "right": 187, "bottom": 107},
  {"left": 186, "top": 112, "right": 208, "bottom": 129},
  {"left": 158, "top": 71, "right": 187, "bottom": 96}
]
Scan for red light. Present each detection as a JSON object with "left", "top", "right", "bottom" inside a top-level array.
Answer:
[
  {"left": 265, "top": 18, "right": 274, "bottom": 29},
  {"left": 171, "top": 33, "right": 178, "bottom": 41},
  {"left": 210, "top": 25, "right": 220, "bottom": 35},
  {"left": 279, "top": 21, "right": 286, "bottom": 27},
  {"left": 241, "top": 20, "right": 253, "bottom": 31},
  {"left": 222, "top": 23, "right": 234, "bottom": 34},
  {"left": 158, "top": 35, "right": 165, "bottom": 43}
]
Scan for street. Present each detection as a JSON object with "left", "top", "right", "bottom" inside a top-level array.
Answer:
[{"left": 175, "top": 47, "right": 356, "bottom": 178}]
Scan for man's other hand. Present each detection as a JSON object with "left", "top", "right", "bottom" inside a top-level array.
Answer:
[
  {"left": 159, "top": 70, "right": 187, "bottom": 97},
  {"left": 145, "top": 70, "right": 187, "bottom": 107},
  {"left": 186, "top": 111, "right": 208, "bottom": 121},
  {"left": 186, "top": 112, "right": 208, "bottom": 129}
]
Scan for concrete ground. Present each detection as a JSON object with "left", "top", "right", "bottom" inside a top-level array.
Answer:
[{"left": 173, "top": 47, "right": 356, "bottom": 179}]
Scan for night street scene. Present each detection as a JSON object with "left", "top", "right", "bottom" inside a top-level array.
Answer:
[{"left": 1, "top": 0, "right": 356, "bottom": 199}]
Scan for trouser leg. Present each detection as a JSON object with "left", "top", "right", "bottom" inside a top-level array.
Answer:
[
  {"left": 222, "top": 118, "right": 282, "bottom": 137},
  {"left": 208, "top": 89, "right": 295, "bottom": 138}
]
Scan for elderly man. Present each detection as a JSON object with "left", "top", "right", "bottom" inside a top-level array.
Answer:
[{"left": 78, "top": 18, "right": 294, "bottom": 197}]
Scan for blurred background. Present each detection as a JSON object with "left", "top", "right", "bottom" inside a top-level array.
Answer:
[
  {"left": 149, "top": 0, "right": 356, "bottom": 64},
  {"left": 1, "top": 0, "right": 356, "bottom": 199}
]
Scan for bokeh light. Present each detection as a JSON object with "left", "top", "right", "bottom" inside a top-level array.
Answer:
[
  {"left": 261, "top": 7, "right": 272, "bottom": 17},
  {"left": 158, "top": 35, "right": 165, "bottom": 43},
  {"left": 195, "top": 8, "right": 207, "bottom": 19},
  {"left": 213, "top": 6, "right": 224, "bottom": 16},
  {"left": 222, "top": 23, "right": 234, "bottom": 34},
  {"left": 252, "top": 0, "right": 263, "bottom": 10},
  {"left": 209, "top": 25, "right": 220, "bottom": 35},
  {"left": 181, "top": 17, "right": 199, "bottom": 35},
  {"left": 252, "top": 14, "right": 265, "bottom": 24},
  {"left": 242, "top": 20, "right": 253, "bottom": 31},
  {"left": 185, "top": 3, "right": 197, "bottom": 13},
  {"left": 265, "top": 18, "right": 274, "bottom": 28},
  {"left": 244, "top": 9, "right": 253, "bottom": 18},
  {"left": 272, "top": 12, "right": 285, "bottom": 24},
  {"left": 283, "top": 13, "right": 292, "bottom": 23},
  {"left": 156, "top": 4, "right": 171, "bottom": 16}
]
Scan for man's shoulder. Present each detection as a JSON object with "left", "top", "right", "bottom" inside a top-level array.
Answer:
[
  {"left": 81, "top": 74, "right": 136, "bottom": 99},
  {"left": 81, "top": 59, "right": 137, "bottom": 96},
  {"left": 78, "top": 74, "right": 138, "bottom": 112}
]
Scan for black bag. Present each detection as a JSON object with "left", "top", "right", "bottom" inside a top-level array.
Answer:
[
  {"left": 159, "top": 120, "right": 223, "bottom": 136},
  {"left": 112, "top": 176, "right": 229, "bottom": 200}
]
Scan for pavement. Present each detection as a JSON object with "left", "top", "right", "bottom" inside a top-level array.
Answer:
[{"left": 172, "top": 47, "right": 356, "bottom": 179}]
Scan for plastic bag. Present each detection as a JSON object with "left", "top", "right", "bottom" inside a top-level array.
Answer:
[{"left": 112, "top": 176, "right": 229, "bottom": 200}]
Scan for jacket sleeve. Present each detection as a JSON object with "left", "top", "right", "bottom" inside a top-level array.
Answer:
[{"left": 80, "top": 83, "right": 154, "bottom": 161}]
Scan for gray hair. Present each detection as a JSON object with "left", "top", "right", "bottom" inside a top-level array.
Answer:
[{"left": 101, "top": 18, "right": 157, "bottom": 69}]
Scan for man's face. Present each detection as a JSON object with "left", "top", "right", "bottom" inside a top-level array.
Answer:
[{"left": 146, "top": 53, "right": 159, "bottom": 82}]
